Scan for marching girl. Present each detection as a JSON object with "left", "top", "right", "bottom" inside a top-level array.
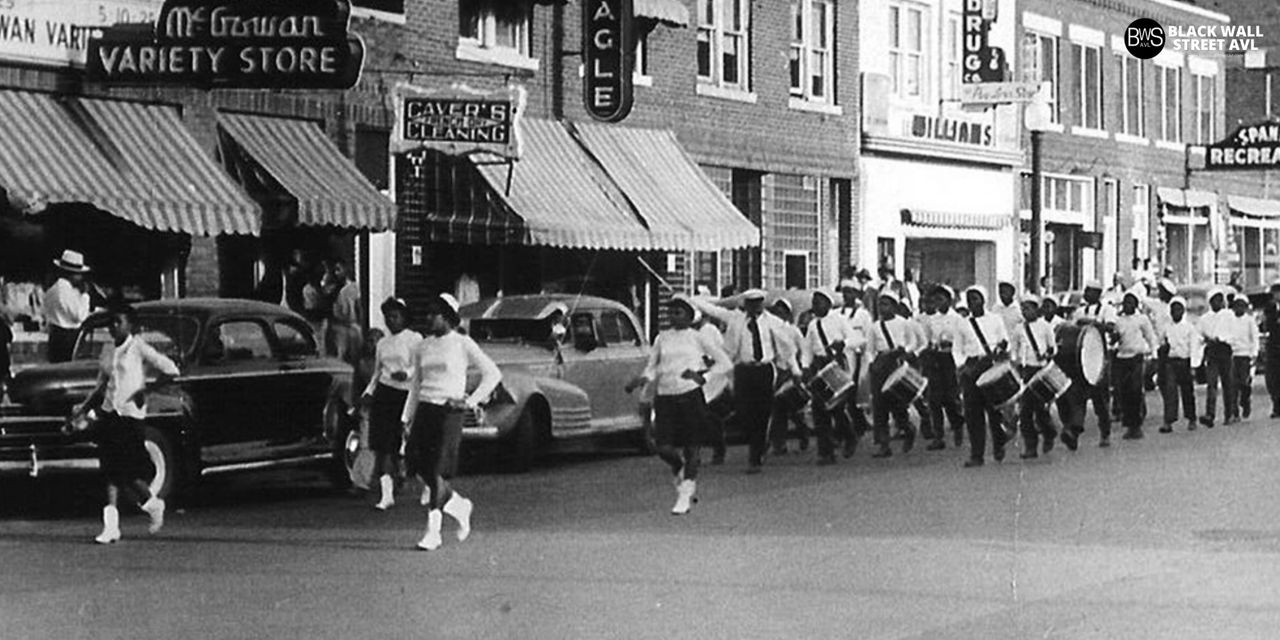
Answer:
[
  {"left": 401, "top": 294, "right": 501, "bottom": 551},
  {"left": 626, "top": 297, "right": 731, "bottom": 515},
  {"left": 360, "top": 298, "right": 422, "bottom": 510}
]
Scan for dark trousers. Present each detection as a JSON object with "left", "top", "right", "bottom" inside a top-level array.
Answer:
[
  {"left": 769, "top": 372, "right": 811, "bottom": 450},
  {"left": 705, "top": 392, "right": 733, "bottom": 459},
  {"left": 1019, "top": 366, "right": 1055, "bottom": 450},
  {"left": 1112, "top": 356, "right": 1145, "bottom": 430},
  {"left": 47, "top": 325, "right": 78, "bottom": 363},
  {"left": 870, "top": 355, "right": 913, "bottom": 448},
  {"left": 734, "top": 364, "right": 775, "bottom": 467},
  {"left": 923, "top": 351, "right": 964, "bottom": 441},
  {"left": 1057, "top": 361, "right": 1111, "bottom": 439},
  {"left": 1204, "top": 343, "right": 1235, "bottom": 422},
  {"left": 1162, "top": 357, "right": 1196, "bottom": 425},
  {"left": 1266, "top": 354, "right": 1280, "bottom": 416},
  {"left": 1231, "top": 356, "right": 1253, "bottom": 418},
  {"left": 960, "top": 359, "right": 1006, "bottom": 461}
]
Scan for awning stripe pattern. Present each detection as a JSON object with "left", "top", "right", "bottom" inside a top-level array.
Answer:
[
  {"left": 1156, "top": 186, "right": 1217, "bottom": 209},
  {"left": 901, "top": 208, "right": 1009, "bottom": 230},
  {"left": 572, "top": 122, "right": 760, "bottom": 251},
  {"left": 470, "top": 119, "right": 653, "bottom": 250},
  {"left": 79, "top": 99, "right": 260, "bottom": 235},
  {"left": 220, "top": 113, "right": 396, "bottom": 231},
  {"left": 635, "top": 0, "right": 690, "bottom": 26}
]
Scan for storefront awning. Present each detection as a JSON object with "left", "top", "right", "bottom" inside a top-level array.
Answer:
[
  {"left": 571, "top": 123, "right": 760, "bottom": 252},
  {"left": 635, "top": 0, "right": 690, "bottom": 26},
  {"left": 219, "top": 113, "right": 396, "bottom": 231},
  {"left": 469, "top": 119, "right": 654, "bottom": 250},
  {"left": 1227, "top": 195, "right": 1280, "bottom": 218},
  {"left": 78, "top": 99, "right": 260, "bottom": 236},
  {"left": 901, "top": 208, "right": 1009, "bottom": 230},
  {"left": 1156, "top": 187, "right": 1217, "bottom": 209}
]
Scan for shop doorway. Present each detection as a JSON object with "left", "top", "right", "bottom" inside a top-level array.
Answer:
[{"left": 904, "top": 238, "right": 993, "bottom": 293}]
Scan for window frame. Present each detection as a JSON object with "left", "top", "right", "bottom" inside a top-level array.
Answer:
[
  {"left": 1118, "top": 54, "right": 1145, "bottom": 137},
  {"left": 1194, "top": 72, "right": 1216, "bottom": 144},
  {"left": 456, "top": 0, "right": 537, "bottom": 69},
  {"left": 1074, "top": 42, "right": 1103, "bottom": 131},
  {"left": 697, "top": 0, "right": 751, "bottom": 92},
  {"left": 942, "top": 11, "right": 961, "bottom": 101},
  {"left": 888, "top": 0, "right": 928, "bottom": 102},
  {"left": 1025, "top": 31, "right": 1060, "bottom": 123},
  {"left": 1159, "top": 65, "right": 1183, "bottom": 143},
  {"left": 789, "top": 0, "right": 835, "bottom": 103}
]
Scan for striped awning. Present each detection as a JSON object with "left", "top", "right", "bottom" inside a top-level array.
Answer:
[
  {"left": 571, "top": 123, "right": 760, "bottom": 251},
  {"left": 901, "top": 208, "right": 1009, "bottom": 230},
  {"left": 1156, "top": 187, "right": 1217, "bottom": 209},
  {"left": 470, "top": 119, "right": 653, "bottom": 250},
  {"left": 219, "top": 113, "right": 396, "bottom": 231},
  {"left": 78, "top": 99, "right": 260, "bottom": 235},
  {"left": 635, "top": 0, "right": 689, "bottom": 26},
  {"left": 1226, "top": 195, "right": 1280, "bottom": 218}
]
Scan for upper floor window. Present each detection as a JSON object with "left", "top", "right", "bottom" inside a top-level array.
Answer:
[
  {"left": 1118, "top": 54, "right": 1144, "bottom": 136},
  {"left": 697, "top": 0, "right": 751, "bottom": 90},
  {"left": 458, "top": 0, "right": 532, "bottom": 57},
  {"left": 1073, "top": 43, "right": 1102, "bottom": 130},
  {"left": 1158, "top": 65, "right": 1182, "bottom": 143},
  {"left": 1194, "top": 73, "right": 1216, "bottom": 143},
  {"left": 1024, "top": 32, "right": 1059, "bottom": 122},
  {"left": 789, "top": 0, "right": 835, "bottom": 102},
  {"left": 634, "top": 31, "right": 649, "bottom": 77},
  {"left": 942, "top": 13, "right": 960, "bottom": 101},
  {"left": 888, "top": 1, "right": 926, "bottom": 100}
]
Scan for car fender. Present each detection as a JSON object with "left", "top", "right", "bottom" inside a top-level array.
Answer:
[{"left": 489, "top": 370, "right": 591, "bottom": 437}]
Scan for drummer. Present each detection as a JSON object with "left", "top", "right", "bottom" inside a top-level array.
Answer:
[
  {"left": 899, "top": 298, "right": 936, "bottom": 449},
  {"left": 1011, "top": 294, "right": 1057, "bottom": 459},
  {"left": 769, "top": 298, "right": 811, "bottom": 456},
  {"left": 802, "top": 289, "right": 861, "bottom": 464},
  {"left": 1113, "top": 289, "right": 1157, "bottom": 440},
  {"left": 838, "top": 279, "right": 876, "bottom": 447},
  {"left": 992, "top": 281, "right": 1022, "bottom": 337},
  {"left": 955, "top": 285, "right": 1010, "bottom": 468},
  {"left": 921, "top": 285, "right": 966, "bottom": 449},
  {"left": 866, "top": 290, "right": 922, "bottom": 458},
  {"left": 1069, "top": 280, "right": 1116, "bottom": 448}
]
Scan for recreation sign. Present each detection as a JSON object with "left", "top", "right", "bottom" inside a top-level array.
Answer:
[
  {"left": 85, "top": 0, "right": 365, "bottom": 88},
  {"left": 390, "top": 83, "right": 526, "bottom": 160},
  {"left": 1203, "top": 120, "right": 1280, "bottom": 170}
]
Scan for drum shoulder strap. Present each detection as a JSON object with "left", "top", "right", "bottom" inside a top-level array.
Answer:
[
  {"left": 880, "top": 320, "right": 897, "bottom": 351},
  {"left": 1024, "top": 323, "right": 1042, "bottom": 361},
  {"left": 970, "top": 317, "right": 992, "bottom": 355}
]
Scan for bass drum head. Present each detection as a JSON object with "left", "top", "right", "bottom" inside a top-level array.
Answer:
[{"left": 1079, "top": 326, "right": 1107, "bottom": 386}]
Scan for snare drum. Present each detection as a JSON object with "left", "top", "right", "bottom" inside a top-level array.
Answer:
[
  {"left": 808, "top": 361, "right": 856, "bottom": 410},
  {"left": 774, "top": 377, "right": 812, "bottom": 413},
  {"left": 976, "top": 362, "right": 1023, "bottom": 408},
  {"left": 1025, "top": 362, "right": 1072, "bottom": 404},
  {"left": 881, "top": 362, "right": 928, "bottom": 408},
  {"left": 1055, "top": 324, "right": 1107, "bottom": 387}
]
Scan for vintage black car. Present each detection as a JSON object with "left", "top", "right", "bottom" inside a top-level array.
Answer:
[{"left": 0, "top": 299, "right": 354, "bottom": 500}]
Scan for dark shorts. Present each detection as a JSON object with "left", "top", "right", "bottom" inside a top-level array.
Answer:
[
  {"left": 368, "top": 384, "right": 409, "bottom": 455},
  {"left": 405, "top": 402, "right": 464, "bottom": 480},
  {"left": 653, "top": 389, "right": 711, "bottom": 448},
  {"left": 94, "top": 413, "right": 153, "bottom": 486}
]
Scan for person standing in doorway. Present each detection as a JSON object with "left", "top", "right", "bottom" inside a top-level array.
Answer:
[
  {"left": 361, "top": 298, "right": 422, "bottom": 511},
  {"left": 44, "top": 250, "right": 92, "bottom": 363},
  {"left": 71, "top": 303, "right": 179, "bottom": 543},
  {"left": 327, "top": 259, "right": 364, "bottom": 369},
  {"left": 401, "top": 294, "right": 501, "bottom": 551}
]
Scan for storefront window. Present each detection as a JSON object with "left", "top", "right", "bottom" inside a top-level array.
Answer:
[
  {"left": 1167, "top": 223, "right": 1189, "bottom": 282},
  {"left": 1192, "top": 224, "right": 1211, "bottom": 282}
]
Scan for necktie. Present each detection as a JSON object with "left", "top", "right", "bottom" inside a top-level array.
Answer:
[{"left": 748, "top": 317, "right": 764, "bottom": 362}]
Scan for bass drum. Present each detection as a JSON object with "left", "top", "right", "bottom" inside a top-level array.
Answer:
[{"left": 1055, "top": 323, "right": 1107, "bottom": 387}]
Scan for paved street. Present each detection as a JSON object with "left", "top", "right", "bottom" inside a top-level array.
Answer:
[{"left": 3, "top": 386, "right": 1280, "bottom": 640}]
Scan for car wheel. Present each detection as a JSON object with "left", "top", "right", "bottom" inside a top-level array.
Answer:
[
  {"left": 634, "top": 404, "right": 656, "bottom": 455},
  {"left": 505, "top": 409, "right": 540, "bottom": 473},
  {"left": 142, "top": 425, "right": 179, "bottom": 502},
  {"left": 326, "top": 399, "right": 355, "bottom": 490}
]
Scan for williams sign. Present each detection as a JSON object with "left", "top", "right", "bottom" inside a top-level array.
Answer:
[
  {"left": 1203, "top": 121, "right": 1280, "bottom": 170},
  {"left": 582, "top": 0, "right": 633, "bottom": 123},
  {"left": 391, "top": 83, "right": 526, "bottom": 159},
  {"left": 85, "top": 0, "right": 365, "bottom": 89}
]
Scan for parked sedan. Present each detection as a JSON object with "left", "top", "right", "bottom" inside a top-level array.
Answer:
[
  {"left": 0, "top": 299, "right": 354, "bottom": 500},
  {"left": 458, "top": 294, "right": 650, "bottom": 470}
]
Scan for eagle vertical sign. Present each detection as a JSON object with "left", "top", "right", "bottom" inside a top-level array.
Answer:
[{"left": 583, "top": 0, "right": 633, "bottom": 122}]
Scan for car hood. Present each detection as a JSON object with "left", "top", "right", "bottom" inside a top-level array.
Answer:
[{"left": 7, "top": 361, "right": 101, "bottom": 412}]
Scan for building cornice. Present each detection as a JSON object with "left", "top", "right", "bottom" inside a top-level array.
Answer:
[{"left": 862, "top": 134, "right": 1024, "bottom": 168}]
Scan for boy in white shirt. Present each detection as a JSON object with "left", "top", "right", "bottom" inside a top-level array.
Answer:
[
  {"left": 1160, "top": 297, "right": 1200, "bottom": 433},
  {"left": 1011, "top": 295, "right": 1056, "bottom": 458},
  {"left": 1198, "top": 288, "right": 1235, "bottom": 427},
  {"left": 1228, "top": 296, "right": 1260, "bottom": 420}
]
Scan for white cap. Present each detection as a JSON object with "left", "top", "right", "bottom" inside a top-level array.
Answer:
[
  {"left": 879, "top": 289, "right": 900, "bottom": 303},
  {"left": 772, "top": 297, "right": 793, "bottom": 313},
  {"left": 1158, "top": 278, "right": 1177, "bottom": 295},
  {"left": 742, "top": 288, "right": 767, "bottom": 300},
  {"left": 1020, "top": 293, "right": 1041, "bottom": 306},
  {"left": 437, "top": 293, "right": 460, "bottom": 314},
  {"left": 1207, "top": 287, "right": 1225, "bottom": 302},
  {"left": 1170, "top": 295, "right": 1188, "bottom": 309},
  {"left": 811, "top": 290, "right": 835, "bottom": 306},
  {"left": 1084, "top": 279, "right": 1103, "bottom": 291}
]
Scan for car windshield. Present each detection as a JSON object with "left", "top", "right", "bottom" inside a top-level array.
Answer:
[
  {"left": 73, "top": 314, "right": 201, "bottom": 363},
  {"left": 467, "top": 318, "right": 560, "bottom": 344}
]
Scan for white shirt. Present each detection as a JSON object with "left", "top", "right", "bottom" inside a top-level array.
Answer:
[
  {"left": 1010, "top": 318, "right": 1055, "bottom": 367},
  {"left": 1223, "top": 312, "right": 1259, "bottom": 357},
  {"left": 1198, "top": 308, "right": 1233, "bottom": 346},
  {"left": 1113, "top": 312, "right": 1156, "bottom": 359},
  {"left": 330, "top": 281, "right": 361, "bottom": 326},
  {"left": 43, "top": 277, "right": 90, "bottom": 330},
  {"left": 955, "top": 312, "right": 1009, "bottom": 361},
  {"left": 992, "top": 301, "right": 1022, "bottom": 337},
  {"left": 363, "top": 329, "right": 424, "bottom": 395},
  {"left": 802, "top": 312, "right": 860, "bottom": 369},
  {"left": 1073, "top": 300, "right": 1118, "bottom": 325},
  {"left": 693, "top": 300, "right": 797, "bottom": 373},
  {"left": 643, "top": 327, "right": 732, "bottom": 396},
  {"left": 868, "top": 316, "right": 922, "bottom": 357},
  {"left": 1146, "top": 298, "right": 1173, "bottom": 343},
  {"left": 98, "top": 335, "right": 180, "bottom": 420},
  {"left": 1164, "top": 319, "right": 1202, "bottom": 359},
  {"left": 401, "top": 331, "right": 502, "bottom": 423}
]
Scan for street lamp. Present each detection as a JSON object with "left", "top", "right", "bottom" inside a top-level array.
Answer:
[{"left": 1024, "top": 83, "right": 1053, "bottom": 294}]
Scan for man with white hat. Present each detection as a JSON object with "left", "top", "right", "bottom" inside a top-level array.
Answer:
[
  {"left": 1198, "top": 287, "right": 1235, "bottom": 427},
  {"left": 1262, "top": 281, "right": 1280, "bottom": 417},
  {"left": 1066, "top": 279, "right": 1116, "bottom": 447},
  {"left": 1010, "top": 293, "right": 1057, "bottom": 458},
  {"left": 1160, "top": 296, "right": 1201, "bottom": 432},
  {"left": 920, "top": 285, "right": 966, "bottom": 449},
  {"left": 802, "top": 289, "right": 861, "bottom": 463},
  {"left": 689, "top": 289, "right": 801, "bottom": 473},
  {"left": 1113, "top": 290, "right": 1157, "bottom": 439},
  {"left": 866, "top": 289, "right": 923, "bottom": 458},
  {"left": 43, "top": 249, "right": 93, "bottom": 363},
  {"left": 954, "top": 285, "right": 1011, "bottom": 467}
]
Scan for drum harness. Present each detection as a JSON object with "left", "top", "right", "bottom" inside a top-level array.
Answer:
[{"left": 1024, "top": 323, "right": 1045, "bottom": 369}]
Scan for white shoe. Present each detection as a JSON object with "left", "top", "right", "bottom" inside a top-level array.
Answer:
[
  {"left": 443, "top": 493, "right": 473, "bottom": 542},
  {"left": 375, "top": 475, "right": 395, "bottom": 511},
  {"left": 417, "top": 510, "right": 443, "bottom": 551},
  {"left": 141, "top": 497, "right": 165, "bottom": 534},
  {"left": 671, "top": 480, "right": 696, "bottom": 515},
  {"left": 95, "top": 506, "right": 121, "bottom": 544}
]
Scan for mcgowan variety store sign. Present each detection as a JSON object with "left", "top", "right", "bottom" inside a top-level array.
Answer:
[
  {"left": 390, "top": 83, "right": 526, "bottom": 160},
  {"left": 1203, "top": 121, "right": 1280, "bottom": 170},
  {"left": 85, "top": 0, "right": 365, "bottom": 88}
]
